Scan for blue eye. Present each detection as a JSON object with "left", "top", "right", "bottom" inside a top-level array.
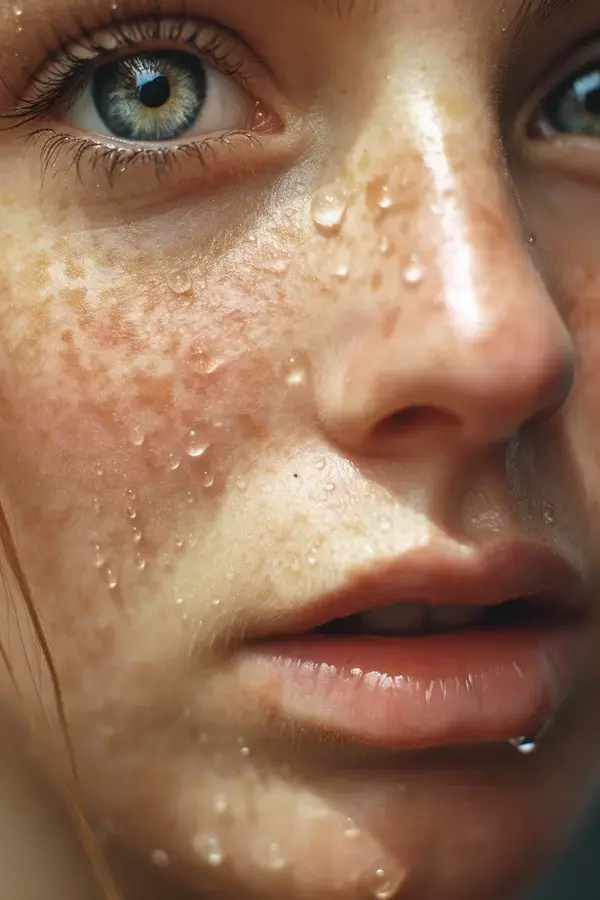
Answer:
[
  {"left": 539, "top": 63, "right": 600, "bottom": 138},
  {"left": 68, "top": 48, "right": 252, "bottom": 145}
]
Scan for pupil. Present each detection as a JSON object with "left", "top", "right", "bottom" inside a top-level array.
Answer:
[
  {"left": 585, "top": 88, "right": 600, "bottom": 116},
  {"left": 138, "top": 74, "right": 171, "bottom": 109}
]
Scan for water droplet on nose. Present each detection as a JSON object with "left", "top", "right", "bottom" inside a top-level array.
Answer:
[
  {"left": 151, "top": 849, "right": 170, "bottom": 868},
  {"left": 168, "top": 271, "right": 192, "bottom": 295},
  {"left": 310, "top": 186, "right": 348, "bottom": 236},
  {"left": 132, "top": 528, "right": 143, "bottom": 545},
  {"left": 403, "top": 260, "right": 424, "bottom": 286},
  {"left": 284, "top": 355, "right": 309, "bottom": 387},
  {"left": 175, "top": 536, "right": 185, "bottom": 549},
  {"left": 186, "top": 427, "right": 212, "bottom": 458},
  {"left": 212, "top": 598, "right": 221, "bottom": 608},
  {"left": 193, "top": 834, "right": 224, "bottom": 867},
  {"left": 509, "top": 736, "right": 537, "bottom": 755},
  {"left": 106, "top": 569, "right": 118, "bottom": 591},
  {"left": 94, "top": 545, "right": 106, "bottom": 569},
  {"left": 362, "top": 862, "right": 407, "bottom": 899},
  {"left": 366, "top": 178, "right": 396, "bottom": 216},
  {"left": 308, "top": 555, "right": 318, "bottom": 567},
  {"left": 126, "top": 506, "right": 137, "bottom": 521},
  {"left": 240, "top": 745, "right": 251, "bottom": 757},
  {"left": 176, "top": 597, "right": 185, "bottom": 606},
  {"left": 333, "top": 261, "right": 350, "bottom": 281}
]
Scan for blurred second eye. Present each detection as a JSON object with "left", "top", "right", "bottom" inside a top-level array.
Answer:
[
  {"left": 67, "top": 49, "right": 254, "bottom": 143},
  {"left": 537, "top": 61, "right": 600, "bottom": 139}
]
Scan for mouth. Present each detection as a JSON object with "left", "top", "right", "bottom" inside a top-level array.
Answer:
[{"left": 239, "top": 542, "right": 591, "bottom": 751}]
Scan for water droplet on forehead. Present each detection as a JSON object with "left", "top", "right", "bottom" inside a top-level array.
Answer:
[
  {"left": 362, "top": 862, "right": 407, "bottom": 899},
  {"left": 311, "top": 186, "right": 348, "bottom": 236},
  {"left": 193, "top": 834, "right": 224, "bottom": 867},
  {"left": 509, "top": 736, "right": 537, "bottom": 755},
  {"left": 168, "top": 270, "right": 192, "bottom": 295}
]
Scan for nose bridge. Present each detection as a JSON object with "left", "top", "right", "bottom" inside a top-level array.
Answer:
[{"left": 312, "top": 84, "right": 575, "bottom": 453}]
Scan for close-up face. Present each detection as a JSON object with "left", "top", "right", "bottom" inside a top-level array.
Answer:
[{"left": 2, "top": 0, "right": 600, "bottom": 898}]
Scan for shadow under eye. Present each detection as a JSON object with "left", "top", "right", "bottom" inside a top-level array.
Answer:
[{"left": 90, "top": 51, "right": 208, "bottom": 143}]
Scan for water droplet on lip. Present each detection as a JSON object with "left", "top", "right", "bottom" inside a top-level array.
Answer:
[
  {"left": 509, "top": 736, "right": 537, "bottom": 754},
  {"left": 310, "top": 185, "right": 348, "bottom": 236},
  {"left": 168, "top": 270, "right": 192, "bottom": 295},
  {"left": 193, "top": 834, "right": 224, "bottom": 867}
]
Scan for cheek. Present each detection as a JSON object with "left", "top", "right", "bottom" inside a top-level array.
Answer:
[{"left": 0, "top": 220, "right": 302, "bottom": 659}]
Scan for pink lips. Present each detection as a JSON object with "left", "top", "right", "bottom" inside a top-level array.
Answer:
[{"left": 237, "top": 541, "right": 590, "bottom": 749}]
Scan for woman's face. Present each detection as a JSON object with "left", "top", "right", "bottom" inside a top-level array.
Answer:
[{"left": 2, "top": 0, "right": 600, "bottom": 898}]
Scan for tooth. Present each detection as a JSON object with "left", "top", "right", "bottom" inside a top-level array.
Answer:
[
  {"left": 428, "top": 604, "right": 484, "bottom": 631},
  {"left": 359, "top": 602, "right": 428, "bottom": 632}
]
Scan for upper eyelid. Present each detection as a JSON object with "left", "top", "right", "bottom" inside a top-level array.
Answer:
[{"left": 1, "top": 14, "right": 272, "bottom": 121}]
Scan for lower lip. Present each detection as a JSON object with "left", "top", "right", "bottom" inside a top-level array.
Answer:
[{"left": 240, "top": 625, "right": 588, "bottom": 749}]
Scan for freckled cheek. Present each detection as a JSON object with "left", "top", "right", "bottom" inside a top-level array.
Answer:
[{"left": 0, "top": 265, "right": 296, "bottom": 565}]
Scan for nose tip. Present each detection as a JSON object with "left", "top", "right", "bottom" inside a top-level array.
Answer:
[{"left": 315, "top": 301, "right": 575, "bottom": 455}]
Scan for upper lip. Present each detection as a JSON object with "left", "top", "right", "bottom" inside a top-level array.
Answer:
[{"left": 258, "top": 541, "right": 587, "bottom": 638}]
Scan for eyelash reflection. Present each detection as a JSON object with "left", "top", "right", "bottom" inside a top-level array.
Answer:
[{"left": 1, "top": 16, "right": 271, "bottom": 184}]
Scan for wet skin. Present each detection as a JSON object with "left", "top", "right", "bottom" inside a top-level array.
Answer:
[{"left": 2, "top": 0, "right": 600, "bottom": 898}]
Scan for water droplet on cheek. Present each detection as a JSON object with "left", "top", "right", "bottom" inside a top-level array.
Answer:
[
  {"left": 362, "top": 862, "right": 407, "bottom": 899},
  {"left": 311, "top": 186, "right": 349, "bottom": 236},
  {"left": 193, "top": 834, "right": 224, "bottom": 867},
  {"left": 186, "top": 427, "right": 212, "bottom": 459},
  {"left": 366, "top": 178, "right": 396, "bottom": 215},
  {"left": 403, "top": 260, "right": 424, "bottom": 286},
  {"left": 168, "top": 271, "right": 192, "bottom": 295},
  {"left": 151, "top": 849, "right": 170, "bottom": 868}
]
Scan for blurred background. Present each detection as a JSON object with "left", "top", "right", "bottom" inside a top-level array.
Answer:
[{"left": 523, "top": 798, "right": 599, "bottom": 899}]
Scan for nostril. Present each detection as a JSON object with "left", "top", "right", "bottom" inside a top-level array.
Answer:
[{"left": 372, "top": 406, "right": 461, "bottom": 440}]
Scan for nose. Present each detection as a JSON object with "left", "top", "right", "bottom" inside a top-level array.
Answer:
[{"left": 313, "top": 152, "right": 575, "bottom": 457}]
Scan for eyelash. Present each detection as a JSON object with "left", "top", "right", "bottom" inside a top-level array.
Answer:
[{"left": 1, "top": 16, "right": 268, "bottom": 184}]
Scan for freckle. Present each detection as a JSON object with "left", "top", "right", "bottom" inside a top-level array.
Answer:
[
  {"left": 64, "top": 286, "right": 88, "bottom": 309},
  {"left": 66, "top": 260, "right": 85, "bottom": 280},
  {"left": 371, "top": 270, "right": 382, "bottom": 291},
  {"left": 60, "top": 330, "right": 74, "bottom": 344}
]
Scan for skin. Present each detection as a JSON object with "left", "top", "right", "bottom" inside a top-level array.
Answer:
[{"left": 1, "top": 0, "right": 600, "bottom": 897}]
